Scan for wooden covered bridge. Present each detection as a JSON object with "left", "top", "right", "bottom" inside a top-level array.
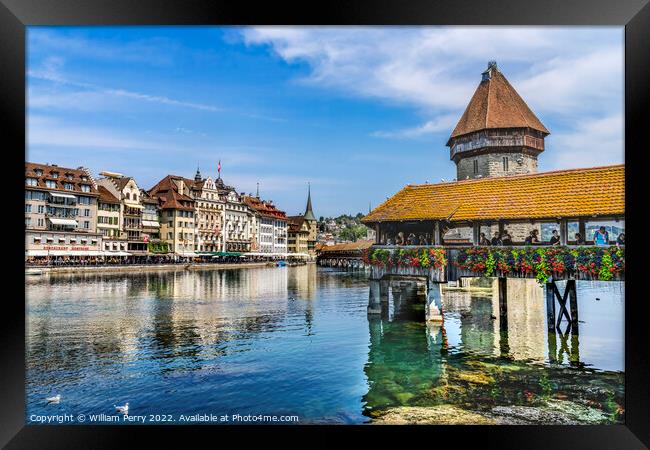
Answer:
[{"left": 360, "top": 165, "right": 625, "bottom": 331}]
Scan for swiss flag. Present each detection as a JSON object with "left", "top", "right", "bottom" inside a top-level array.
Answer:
[{"left": 143, "top": 234, "right": 149, "bottom": 243}]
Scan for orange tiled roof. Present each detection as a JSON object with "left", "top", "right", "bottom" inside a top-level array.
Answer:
[
  {"left": 318, "top": 240, "right": 374, "bottom": 253},
  {"left": 362, "top": 165, "right": 624, "bottom": 223},
  {"left": 25, "top": 162, "right": 98, "bottom": 196},
  {"left": 449, "top": 66, "right": 549, "bottom": 140}
]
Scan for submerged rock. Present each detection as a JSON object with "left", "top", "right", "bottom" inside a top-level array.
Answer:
[{"left": 371, "top": 405, "right": 497, "bottom": 425}]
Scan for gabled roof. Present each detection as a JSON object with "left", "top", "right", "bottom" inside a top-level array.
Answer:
[
  {"left": 242, "top": 196, "right": 287, "bottom": 219},
  {"left": 449, "top": 64, "right": 549, "bottom": 142},
  {"left": 97, "top": 185, "right": 120, "bottom": 204},
  {"left": 147, "top": 175, "right": 195, "bottom": 210},
  {"left": 25, "top": 162, "right": 98, "bottom": 196},
  {"left": 362, "top": 165, "right": 624, "bottom": 223}
]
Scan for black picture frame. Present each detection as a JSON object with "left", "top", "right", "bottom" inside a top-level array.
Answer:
[{"left": 2, "top": 0, "right": 648, "bottom": 447}]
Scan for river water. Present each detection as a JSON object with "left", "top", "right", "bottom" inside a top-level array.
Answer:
[{"left": 25, "top": 265, "right": 624, "bottom": 424}]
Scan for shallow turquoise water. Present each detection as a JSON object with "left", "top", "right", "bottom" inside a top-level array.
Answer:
[{"left": 25, "top": 266, "right": 624, "bottom": 424}]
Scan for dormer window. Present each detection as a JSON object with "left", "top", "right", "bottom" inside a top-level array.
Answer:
[
  {"left": 26, "top": 177, "right": 38, "bottom": 186},
  {"left": 80, "top": 184, "right": 91, "bottom": 193},
  {"left": 34, "top": 169, "right": 43, "bottom": 176},
  {"left": 64, "top": 182, "right": 74, "bottom": 190},
  {"left": 80, "top": 176, "right": 88, "bottom": 181},
  {"left": 51, "top": 172, "right": 59, "bottom": 178},
  {"left": 66, "top": 174, "right": 73, "bottom": 180},
  {"left": 45, "top": 180, "right": 56, "bottom": 189}
]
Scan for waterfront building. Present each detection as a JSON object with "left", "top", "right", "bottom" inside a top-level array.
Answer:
[
  {"left": 25, "top": 162, "right": 103, "bottom": 259},
  {"left": 363, "top": 62, "right": 625, "bottom": 244},
  {"left": 96, "top": 173, "right": 148, "bottom": 256},
  {"left": 287, "top": 216, "right": 310, "bottom": 255},
  {"left": 214, "top": 176, "right": 252, "bottom": 253},
  {"left": 140, "top": 190, "right": 166, "bottom": 254},
  {"left": 242, "top": 194, "right": 288, "bottom": 255},
  {"left": 190, "top": 169, "right": 225, "bottom": 253},
  {"left": 96, "top": 185, "right": 127, "bottom": 255},
  {"left": 147, "top": 175, "right": 197, "bottom": 256},
  {"left": 287, "top": 184, "right": 318, "bottom": 257}
]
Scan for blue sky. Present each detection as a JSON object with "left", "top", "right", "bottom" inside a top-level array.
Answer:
[{"left": 27, "top": 26, "right": 624, "bottom": 217}]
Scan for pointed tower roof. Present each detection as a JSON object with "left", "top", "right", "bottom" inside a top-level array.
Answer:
[
  {"left": 449, "top": 62, "right": 549, "bottom": 142},
  {"left": 304, "top": 182, "right": 316, "bottom": 221}
]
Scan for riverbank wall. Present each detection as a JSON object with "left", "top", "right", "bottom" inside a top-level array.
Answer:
[{"left": 26, "top": 261, "right": 314, "bottom": 276}]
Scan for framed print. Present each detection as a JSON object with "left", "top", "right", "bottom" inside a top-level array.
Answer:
[{"left": 1, "top": 0, "right": 649, "bottom": 447}]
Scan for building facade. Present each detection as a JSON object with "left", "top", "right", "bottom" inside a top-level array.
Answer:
[
  {"left": 243, "top": 195, "right": 288, "bottom": 254},
  {"left": 96, "top": 185, "right": 126, "bottom": 254},
  {"left": 141, "top": 190, "right": 165, "bottom": 254},
  {"left": 190, "top": 170, "right": 224, "bottom": 253},
  {"left": 96, "top": 174, "right": 148, "bottom": 256},
  {"left": 214, "top": 176, "right": 252, "bottom": 253},
  {"left": 25, "top": 163, "right": 103, "bottom": 258},
  {"left": 148, "top": 175, "right": 197, "bottom": 256},
  {"left": 287, "top": 184, "right": 318, "bottom": 257}
]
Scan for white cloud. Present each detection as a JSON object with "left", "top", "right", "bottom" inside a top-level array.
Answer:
[
  {"left": 372, "top": 114, "right": 459, "bottom": 139},
  {"left": 242, "top": 26, "right": 624, "bottom": 156},
  {"left": 28, "top": 57, "right": 223, "bottom": 113},
  {"left": 543, "top": 114, "right": 624, "bottom": 170}
]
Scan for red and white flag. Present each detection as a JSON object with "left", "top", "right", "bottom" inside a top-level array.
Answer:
[{"left": 218, "top": 160, "right": 221, "bottom": 176}]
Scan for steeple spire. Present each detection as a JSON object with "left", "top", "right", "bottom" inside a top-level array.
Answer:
[
  {"left": 194, "top": 164, "right": 202, "bottom": 182},
  {"left": 304, "top": 182, "right": 316, "bottom": 221},
  {"left": 256, "top": 182, "right": 260, "bottom": 198}
]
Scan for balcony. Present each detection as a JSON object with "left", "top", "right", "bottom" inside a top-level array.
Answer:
[{"left": 450, "top": 134, "right": 544, "bottom": 159}]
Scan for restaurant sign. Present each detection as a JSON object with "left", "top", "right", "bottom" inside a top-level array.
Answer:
[{"left": 43, "top": 246, "right": 91, "bottom": 251}]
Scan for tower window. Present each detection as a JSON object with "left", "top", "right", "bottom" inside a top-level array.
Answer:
[
  {"left": 503, "top": 157, "right": 509, "bottom": 172},
  {"left": 473, "top": 160, "right": 478, "bottom": 174}
]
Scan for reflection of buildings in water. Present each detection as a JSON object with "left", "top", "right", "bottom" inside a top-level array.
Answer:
[
  {"left": 287, "top": 264, "right": 317, "bottom": 300},
  {"left": 440, "top": 278, "right": 545, "bottom": 362}
]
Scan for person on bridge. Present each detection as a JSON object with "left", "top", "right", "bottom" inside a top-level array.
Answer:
[
  {"left": 616, "top": 233, "right": 625, "bottom": 247},
  {"left": 501, "top": 230, "right": 513, "bottom": 245},
  {"left": 574, "top": 232, "right": 585, "bottom": 245},
  {"left": 479, "top": 232, "right": 490, "bottom": 246},
  {"left": 593, "top": 226, "right": 610, "bottom": 246},
  {"left": 549, "top": 229, "right": 561, "bottom": 245},
  {"left": 524, "top": 229, "right": 540, "bottom": 245},
  {"left": 491, "top": 231, "right": 501, "bottom": 246}
]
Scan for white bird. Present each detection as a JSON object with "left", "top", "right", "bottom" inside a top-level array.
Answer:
[
  {"left": 114, "top": 402, "right": 129, "bottom": 414},
  {"left": 46, "top": 394, "right": 61, "bottom": 403}
]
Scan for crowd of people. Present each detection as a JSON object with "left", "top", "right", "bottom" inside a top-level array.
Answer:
[
  {"left": 380, "top": 226, "right": 625, "bottom": 247},
  {"left": 25, "top": 254, "right": 302, "bottom": 267}
]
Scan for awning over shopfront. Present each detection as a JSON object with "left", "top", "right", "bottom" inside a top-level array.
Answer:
[
  {"left": 26, "top": 250, "right": 48, "bottom": 257},
  {"left": 103, "top": 251, "right": 131, "bottom": 257},
  {"left": 211, "top": 252, "right": 242, "bottom": 257},
  {"left": 48, "top": 218, "right": 78, "bottom": 226},
  {"left": 141, "top": 220, "right": 160, "bottom": 227},
  {"left": 49, "top": 192, "right": 77, "bottom": 200}
]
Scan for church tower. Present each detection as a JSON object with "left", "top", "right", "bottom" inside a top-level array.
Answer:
[{"left": 447, "top": 61, "right": 550, "bottom": 180}]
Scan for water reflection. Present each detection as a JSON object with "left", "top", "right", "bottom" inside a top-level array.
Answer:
[
  {"left": 362, "top": 277, "right": 625, "bottom": 423},
  {"left": 26, "top": 268, "right": 624, "bottom": 424}
]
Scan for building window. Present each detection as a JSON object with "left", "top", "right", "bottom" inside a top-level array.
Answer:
[
  {"left": 473, "top": 160, "right": 478, "bottom": 174},
  {"left": 503, "top": 157, "right": 509, "bottom": 172},
  {"left": 84, "top": 209, "right": 90, "bottom": 217},
  {"left": 45, "top": 180, "right": 56, "bottom": 188},
  {"left": 34, "top": 169, "right": 43, "bottom": 176},
  {"left": 64, "top": 182, "right": 73, "bottom": 190},
  {"left": 81, "top": 185, "right": 91, "bottom": 193},
  {"left": 84, "top": 221, "right": 90, "bottom": 229},
  {"left": 38, "top": 218, "right": 44, "bottom": 227},
  {"left": 51, "top": 172, "right": 59, "bottom": 178},
  {"left": 38, "top": 205, "right": 44, "bottom": 213},
  {"left": 26, "top": 178, "right": 38, "bottom": 186},
  {"left": 25, "top": 217, "right": 31, "bottom": 227},
  {"left": 25, "top": 204, "right": 32, "bottom": 213}
]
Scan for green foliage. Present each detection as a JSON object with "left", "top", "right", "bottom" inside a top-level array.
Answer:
[{"left": 147, "top": 241, "right": 170, "bottom": 254}]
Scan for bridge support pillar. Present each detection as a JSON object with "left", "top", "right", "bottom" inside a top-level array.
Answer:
[
  {"left": 426, "top": 279, "right": 444, "bottom": 322},
  {"left": 380, "top": 279, "right": 390, "bottom": 305},
  {"left": 368, "top": 279, "right": 382, "bottom": 315}
]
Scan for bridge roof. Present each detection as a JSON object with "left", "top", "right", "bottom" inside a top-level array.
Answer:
[
  {"left": 362, "top": 165, "right": 624, "bottom": 223},
  {"left": 318, "top": 240, "right": 374, "bottom": 254}
]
